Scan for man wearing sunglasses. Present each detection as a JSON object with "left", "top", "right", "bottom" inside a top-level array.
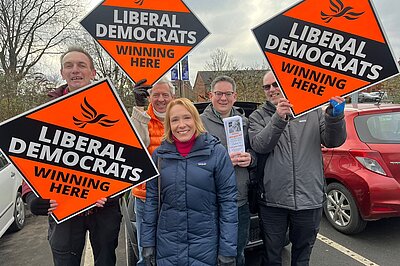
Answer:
[
  {"left": 200, "top": 75, "right": 256, "bottom": 266},
  {"left": 248, "top": 71, "right": 347, "bottom": 265}
]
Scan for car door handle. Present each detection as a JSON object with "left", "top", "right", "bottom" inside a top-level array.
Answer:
[{"left": 11, "top": 172, "right": 16, "bottom": 177}]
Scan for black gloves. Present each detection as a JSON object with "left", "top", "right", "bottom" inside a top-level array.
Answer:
[
  {"left": 142, "top": 247, "right": 156, "bottom": 266},
  {"left": 133, "top": 79, "right": 152, "bottom": 107},
  {"left": 25, "top": 192, "right": 50, "bottom": 216},
  {"left": 217, "top": 255, "right": 236, "bottom": 266}
]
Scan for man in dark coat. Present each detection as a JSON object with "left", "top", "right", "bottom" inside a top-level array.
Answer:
[
  {"left": 200, "top": 75, "right": 256, "bottom": 266},
  {"left": 249, "top": 71, "right": 346, "bottom": 265}
]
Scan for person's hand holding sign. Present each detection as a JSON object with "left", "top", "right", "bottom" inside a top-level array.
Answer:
[
  {"left": 276, "top": 98, "right": 293, "bottom": 120},
  {"left": 95, "top": 196, "right": 121, "bottom": 208},
  {"left": 230, "top": 152, "right": 252, "bottom": 167},
  {"left": 133, "top": 79, "right": 152, "bottom": 107},
  {"left": 48, "top": 200, "right": 58, "bottom": 214},
  {"left": 95, "top": 197, "right": 107, "bottom": 207}
]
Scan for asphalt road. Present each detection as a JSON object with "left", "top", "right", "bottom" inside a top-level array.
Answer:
[
  {"left": 0, "top": 211, "right": 127, "bottom": 266},
  {"left": 1, "top": 211, "right": 400, "bottom": 266},
  {"left": 246, "top": 216, "right": 400, "bottom": 266}
]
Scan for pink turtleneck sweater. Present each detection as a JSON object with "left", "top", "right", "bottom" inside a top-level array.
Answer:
[{"left": 172, "top": 134, "right": 196, "bottom": 157}]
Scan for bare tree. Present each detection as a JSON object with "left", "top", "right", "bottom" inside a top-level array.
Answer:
[
  {"left": 0, "top": 71, "right": 55, "bottom": 121},
  {"left": 0, "top": 0, "right": 81, "bottom": 119},
  {"left": 202, "top": 48, "right": 269, "bottom": 103},
  {"left": 205, "top": 48, "right": 241, "bottom": 72},
  {"left": 0, "top": 0, "right": 81, "bottom": 81}
]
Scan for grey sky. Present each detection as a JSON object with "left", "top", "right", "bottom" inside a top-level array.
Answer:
[{"left": 87, "top": 0, "right": 400, "bottom": 84}]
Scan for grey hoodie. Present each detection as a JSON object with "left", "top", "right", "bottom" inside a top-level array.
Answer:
[
  {"left": 200, "top": 104, "right": 256, "bottom": 207},
  {"left": 248, "top": 101, "right": 346, "bottom": 210}
]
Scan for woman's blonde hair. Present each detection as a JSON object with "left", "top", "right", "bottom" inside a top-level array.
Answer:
[{"left": 163, "top": 98, "right": 206, "bottom": 143}]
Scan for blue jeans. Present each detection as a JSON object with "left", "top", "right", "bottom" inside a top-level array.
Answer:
[
  {"left": 237, "top": 204, "right": 250, "bottom": 266},
  {"left": 135, "top": 197, "right": 146, "bottom": 266},
  {"left": 258, "top": 205, "right": 322, "bottom": 266}
]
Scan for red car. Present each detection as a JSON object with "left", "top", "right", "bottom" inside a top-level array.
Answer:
[{"left": 323, "top": 103, "right": 400, "bottom": 234}]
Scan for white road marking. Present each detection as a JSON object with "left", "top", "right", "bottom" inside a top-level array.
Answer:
[{"left": 317, "top": 233, "right": 379, "bottom": 266}]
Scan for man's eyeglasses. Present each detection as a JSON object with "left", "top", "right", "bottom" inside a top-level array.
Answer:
[
  {"left": 213, "top": 91, "right": 235, "bottom": 98},
  {"left": 262, "top": 82, "right": 279, "bottom": 91}
]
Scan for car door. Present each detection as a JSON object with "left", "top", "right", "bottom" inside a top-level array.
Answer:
[{"left": 0, "top": 151, "right": 18, "bottom": 237}]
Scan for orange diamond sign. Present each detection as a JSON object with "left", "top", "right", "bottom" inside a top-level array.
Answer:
[
  {"left": 252, "top": 0, "right": 400, "bottom": 117},
  {"left": 81, "top": 0, "right": 209, "bottom": 85},
  {"left": 0, "top": 79, "right": 158, "bottom": 223}
]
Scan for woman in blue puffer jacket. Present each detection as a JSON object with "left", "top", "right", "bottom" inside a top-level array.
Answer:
[{"left": 141, "top": 98, "right": 238, "bottom": 266}]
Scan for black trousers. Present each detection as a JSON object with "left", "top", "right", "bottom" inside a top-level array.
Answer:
[
  {"left": 48, "top": 202, "right": 122, "bottom": 266},
  {"left": 258, "top": 205, "right": 322, "bottom": 266}
]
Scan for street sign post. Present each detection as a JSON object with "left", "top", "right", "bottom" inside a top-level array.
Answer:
[
  {"left": 81, "top": 0, "right": 209, "bottom": 85},
  {"left": 252, "top": 0, "right": 400, "bottom": 117},
  {"left": 0, "top": 79, "right": 158, "bottom": 223}
]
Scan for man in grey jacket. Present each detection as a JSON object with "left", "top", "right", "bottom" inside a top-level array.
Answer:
[
  {"left": 200, "top": 75, "right": 256, "bottom": 266},
  {"left": 248, "top": 71, "right": 346, "bottom": 265}
]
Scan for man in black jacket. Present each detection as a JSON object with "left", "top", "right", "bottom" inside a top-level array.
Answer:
[{"left": 22, "top": 47, "right": 122, "bottom": 266}]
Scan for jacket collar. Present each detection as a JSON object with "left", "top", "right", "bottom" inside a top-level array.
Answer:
[
  {"left": 147, "top": 103, "right": 163, "bottom": 123},
  {"left": 48, "top": 84, "right": 69, "bottom": 99},
  {"left": 203, "top": 103, "right": 245, "bottom": 124}
]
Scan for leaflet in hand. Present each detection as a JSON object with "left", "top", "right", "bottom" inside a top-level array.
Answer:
[{"left": 223, "top": 115, "right": 245, "bottom": 154}]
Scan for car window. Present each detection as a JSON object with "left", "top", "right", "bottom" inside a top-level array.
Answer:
[
  {"left": 0, "top": 151, "right": 10, "bottom": 170},
  {"left": 354, "top": 112, "right": 400, "bottom": 144}
]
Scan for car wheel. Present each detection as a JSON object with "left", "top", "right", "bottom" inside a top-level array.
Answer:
[
  {"left": 8, "top": 192, "right": 26, "bottom": 232},
  {"left": 324, "top": 183, "right": 367, "bottom": 234}
]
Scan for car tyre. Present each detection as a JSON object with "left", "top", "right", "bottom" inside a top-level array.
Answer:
[
  {"left": 8, "top": 192, "right": 26, "bottom": 232},
  {"left": 324, "top": 183, "right": 367, "bottom": 234}
]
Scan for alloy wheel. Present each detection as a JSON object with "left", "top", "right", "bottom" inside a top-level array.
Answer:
[{"left": 326, "top": 189, "right": 351, "bottom": 227}]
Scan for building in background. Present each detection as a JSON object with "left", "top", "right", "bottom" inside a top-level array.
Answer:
[{"left": 193, "top": 70, "right": 267, "bottom": 103}]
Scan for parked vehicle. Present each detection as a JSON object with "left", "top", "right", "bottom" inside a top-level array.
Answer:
[
  {"left": 358, "top": 91, "right": 387, "bottom": 103},
  {"left": 369, "top": 91, "right": 388, "bottom": 100},
  {"left": 0, "top": 150, "right": 26, "bottom": 238},
  {"left": 322, "top": 103, "right": 400, "bottom": 234}
]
